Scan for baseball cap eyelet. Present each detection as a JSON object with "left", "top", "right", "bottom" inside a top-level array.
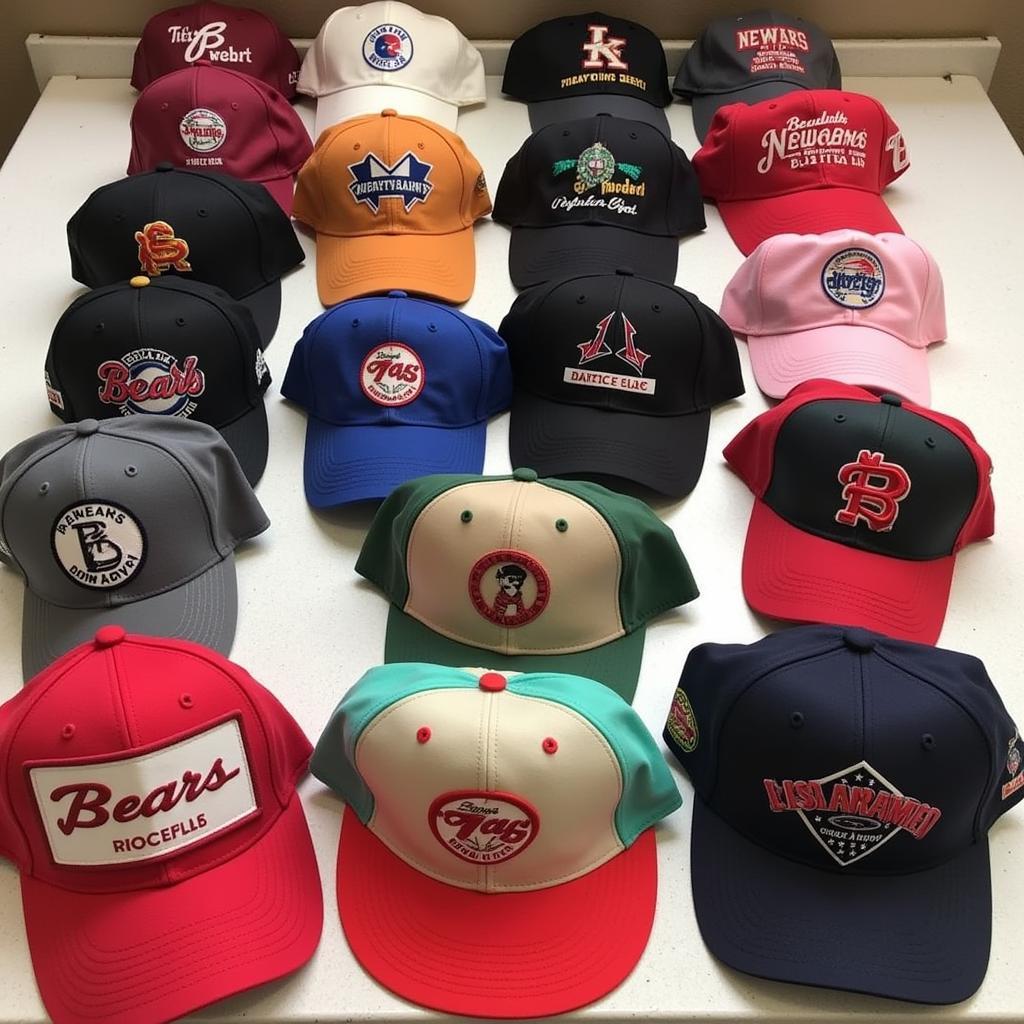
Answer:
[
  {"left": 921, "top": 732, "right": 935, "bottom": 750},
  {"left": 652, "top": 303, "right": 662, "bottom": 313},
  {"left": 61, "top": 724, "right": 75, "bottom": 740},
  {"left": 351, "top": 318, "right": 360, "bottom": 327},
  {"left": 416, "top": 726, "right": 431, "bottom": 744},
  {"left": 196, "top": 208, "right": 209, "bottom": 218},
  {"left": 160, "top": 102, "right": 169, "bottom": 111},
  {"left": 925, "top": 436, "right": 936, "bottom": 448},
  {"left": 555, "top": 518, "right": 568, "bottom": 533},
  {"left": 562, "top": 129, "right": 570, "bottom": 137},
  {"left": 460, "top": 509, "right": 473, "bottom": 523},
  {"left": 428, "top": 323, "right": 438, "bottom": 333},
  {"left": 768, "top": 103, "right": 777, "bottom": 110},
  {"left": 790, "top": 711, "right": 805, "bottom": 728},
  {"left": 179, "top": 693, "right": 194, "bottom": 709},
  {"left": 93, "top": 322, "right": 104, "bottom": 333},
  {"left": 38, "top": 482, "right": 50, "bottom": 495},
  {"left": 417, "top": 141, "right": 425, "bottom": 150},
  {"left": 629, "top": 131, "right": 638, "bottom": 140},
  {"left": 176, "top": 317, "right": 187, "bottom": 327},
  {"left": 353, "top": 142, "right": 361, "bottom": 151},
  {"left": 231, "top": 101, "right": 239, "bottom": 110},
  {"left": 124, "top": 465, "right": 138, "bottom": 478},
  {"left": 112, "top": 212, "right": 125, "bottom": 222},
  {"left": 576, "top": 294, "right": 586, "bottom": 304},
  {"left": 834, "top": 413, "right": 846, "bottom": 423},
  {"left": 542, "top": 737, "right": 558, "bottom": 754}
]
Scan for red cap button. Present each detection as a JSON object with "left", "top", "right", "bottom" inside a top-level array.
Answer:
[
  {"left": 94, "top": 625, "right": 126, "bottom": 648},
  {"left": 479, "top": 672, "right": 507, "bottom": 692}
]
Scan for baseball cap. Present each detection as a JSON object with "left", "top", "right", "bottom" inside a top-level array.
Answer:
[
  {"left": 313, "top": 662, "right": 681, "bottom": 1017},
  {"left": 128, "top": 62, "right": 312, "bottom": 213},
  {"left": 693, "top": 89, "right": 909, "bottom": 255},
  {"left": 45, "top": 275, "right": 272, "bottom": 486},
  {"left": 0, "top": 628, "right": 322, "bottom": 1024},
  {"left": 355, "top": 470, "right": 698, "bottom": 699},
  {"left": 664, "top": 624, "right": 1023, "bottom": 1004},
  {"left": 502, "top": 12, "right": 673, "bottom": 134},
  {"left": 675, "top": 11, "right": 841, "bottom": 142},
  {"left": 282, "top": 290, "right": 512, "bottom": 507},
  {"left": 501, "top": 268, "right": 743, "bottom": 497},
  {"left": 67, "top": 164, "right": 304, "bottom": 346},
  {"left": 0, "top": 417, "right": 269, "bottom": 680},
  {"left": 723, "top": 380, "right": 994, "bottom": 644},
  {"left": 293, "top": 109, "right": 491, "bottom": 306},
  {"left": 721, "top": 230, "right": 946, "bottom": 407},
  {"left": 493, "top": 113, "right": 704, "bottom": 288},
  {"left": 132, "top": 1, "right": 300, "bottom": 98},
  {"left": 299, "top": 1, "right": 485, "bottom": 137}
]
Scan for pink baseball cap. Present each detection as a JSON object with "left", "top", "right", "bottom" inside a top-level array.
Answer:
[
  {"left": 128, "top": 62, "right": 312, "bottom": 213},
  {"left": 721, "top": 231, "right": 946, "bottom": 406},
  {"left": 0, "top": 628, "right": 323, "bottom": 1024}
]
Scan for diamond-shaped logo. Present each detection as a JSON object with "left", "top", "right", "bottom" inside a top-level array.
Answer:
[{"left": 347, "top": 151, "right": 433, "bottom": 214}]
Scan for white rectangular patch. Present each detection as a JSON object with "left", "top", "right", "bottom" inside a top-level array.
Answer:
[
  {"left": 29, "top": 718, "right": 258, "bottom": 866},
  {"left": 563, "top": 367, "right": 657, "bottom": 395}
]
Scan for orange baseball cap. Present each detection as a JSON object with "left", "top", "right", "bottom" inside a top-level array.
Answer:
[{"left": 293, "top": 109, "right": 491, "bottom": 305}]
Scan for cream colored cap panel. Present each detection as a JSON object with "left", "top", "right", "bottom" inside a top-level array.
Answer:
[
  {"left": 403, "top": 480, "right": 626, "bottom": 655},
  {"left": 356, "top": 686, "right": 625, "bottom": 892}
]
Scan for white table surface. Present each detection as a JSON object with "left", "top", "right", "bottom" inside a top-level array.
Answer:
[{"left": 0, "top": 72, "right": 1022, "bottom": 1024}]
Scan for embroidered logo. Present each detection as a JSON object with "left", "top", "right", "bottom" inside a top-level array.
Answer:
[
  {"left": 758, "top": 110, "right": 867, "bottom": 175},
  {"left": 179, "top": 107, "right": 227, "bottom": 154},
  {"left": 166, "top": 22, "right": 255, "bottom": 66},
  {"left": 734, "top": 25, "right": 810, "bottom": 76},
  {"left": 363, "top": 23, "right": 413, "bottom": 71},
  {"left": 835, "top": 450, "right": 911, "bottom": 532},
  {"left": 429, "top": 790, "right": 539, "bottom": 864},
  {"left": 764, "top": 760, "right": 942, "bottom": 866},
  {"left": 468, "top": 550, "right": 550, "bottom": 628},
  {"left": 821, "top": 248, "right": 885, "bottom": 308},
  {"left": 886, "top": 129, "right": 910, "bottom": 172},
  {"left": 45, "top": 371, "right": 64, "bottom": 411},
  {"left": 360, "top": 343, "right": 424, "bottom": 406},
  {"left": 97, "top": 349, "right": 205, "bottom": 418},
  {"left": 553, "top": 142, "right": 644, "bottom": 197},
  {"left": 52, "top": 501, "right": 146, "bottom": 590},
  {"left": 135, "top": 221, "right": 191, "bottom": 277},
  {"left": 581, "top": 23, "right": 628, "bottom": 70},
  {"left": 348, "top": 152, "right": 433, "bottom": 213},
  {"left": 1003, "top": 733, "right": 1024, "bottom": 800},
  {"left": 666, "top": 689, "right": 698, "bottom": 753},
  {"left": 565, "top": 311, "right": 655, "bottom": 395}
]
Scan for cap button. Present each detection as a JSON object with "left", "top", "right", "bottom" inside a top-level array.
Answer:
[
  {"left": 512, "top": 468, "right": 538, "bottom": 482},
  {"left": 129, "top": 275, "right": 151, "bottom": 289},
  {"left": 387, "top": 290, "right": 408, "bottom": 298},
  {"left": 75, "top": 419, "right": 100, "bottom": 436},
  {"left": 381, "top": 108, "right": 398, "bottom": 117},
  {"left": 479, "top": 672, "right": 508, "bottom": 692},
  {"left": 615, "top": 267, "right": 635, "bottom": 276},
  {"left": 880, "top": 393, "right": 903, "bottom": 407},
  {"left": 155, "top": 161, "right": 175, "bottom": 172},
  {"left": 843, "top": 628, "right": 876, "bottom": 653},
  {"left": 94, "top": 625, "right": 126, "bottom": 648}
]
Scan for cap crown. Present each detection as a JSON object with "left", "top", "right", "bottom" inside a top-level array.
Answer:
[
  {"left": 313, "top": 664, "right": 681, "bottom": 891},
  {"left": 502, "top": 11, "right": 671, "bottom": 108},
  {"left": 293, "top": 111, "right": 491, "bottom": 238},
  {"left": 356, "top": 472, "right": 697, "bottom": 656},
  {"left": 694, "top": 90, "right": 908, "bottom": 200},
  {"left": 282, "top": 291, "right": 511, "bottom": 427}
]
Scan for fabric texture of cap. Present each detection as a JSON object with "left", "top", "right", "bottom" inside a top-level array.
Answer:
[
  {"left": 502, "top": 11, "right": 673, "bottom": 134},
  {"left": 355, "top": 471, "right": 699, "bottom": 699},
  {"left": 131, "top": 1, "right": 301, "bottom": 98},
  {"left": 313, "top": 662, "right": 681, "bottom": 1017},
  {"left": 299, "top": 1, "right": 485, "bottom": 136},
  {"left": 0, "top": 417, "right": 269, "bottom": 680},
  {"left": 0, "top": 630, "right": 322, "bottom": 1024},
  {"left": 293, "top": 109, "right": 491, "bottom": 306},
  {"left": 674, "top": 10, "right": 841, "bottom": 141},
  {"left": 282, "top": 289, "right": 512, "bottom": 507},
  {"left": 128, "top": 62, "right": 312, "bottom": 214},
  {"left": 723, "top": 380, "right": 994, "bottom": 644},
  {"left": 502, "top": 269, "right": 743, "bottom": 497},
  {"left": 67, "top": 165, "right": 304, "bottom": 346},
  {"left": 493, "top": 114, "right": 704, "bottom": 288},
  {"left": 46, "top": 276, "right": 272, "bottom": 486},
  {"left": 693, "top": 89, "right": 909, "bottom": 254},
  {"left": 663, "top": 624, "right": 1023, "bottom": 1004},
  {"left": 721, "top": 230, "right": 946, "bottom": 406}
]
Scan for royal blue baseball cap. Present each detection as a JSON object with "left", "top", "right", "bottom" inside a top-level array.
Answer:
[
  {"left": 282, "top": 291, "right": 512, "bottom": 507},
  {"left": 663, "top": 625, "right": 1024, "bottom": 1005}
]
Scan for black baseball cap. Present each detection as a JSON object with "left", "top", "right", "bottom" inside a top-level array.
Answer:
[
  {"left": 501, "top": 269, "right": 743, "bottom": 498},
  {"left": 45, "top": 275, "right": 271, "bottom": 486},
  {"left": 67, "top": 163, "right": 304, "bottom": 346},
  {"left": 492, "top": 114, "right": 704, "bottom": 288},
  {"left": 503, "top": 12, "right": 673, "bottom": 134},
  {"left": 675, "top": 10, "right": 841, "bottom": 141},
  {"left": 663, "top": 624, "right": 1024, "bottom": 1004}
]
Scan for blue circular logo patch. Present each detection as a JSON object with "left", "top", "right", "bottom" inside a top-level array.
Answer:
[
  {"left": 363, "top": 24, "right": 413, "bottom": 71},
  {"left": 821, "top": 248, "right": 885, "bottom": 309}
]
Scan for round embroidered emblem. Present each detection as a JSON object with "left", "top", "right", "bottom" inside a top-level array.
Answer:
[
  {"left": 363, "top": 24, "right": 413, "bottom": 71},
  {"left": 179, "top": 107, "right": 227, "bottom": 153},
  {"left": 96, "top": 349, "right": 205, "bottom": 417},
  {"left": 576, "top": 142, "right": 617, "bottom": 191},
  {"left": 467, "top": 549, "right": 550, "bottom": 627},
  {"left": 52, "top": 501, "right": 146, "bottom": 590},
  {"left": 360, "top": 343, "right": 425, "bottom": 406},
  {"left": 429, "top": 789, "right": 540, "bottom": 864},
  {"left": 821, "top": 248, "right": 885, "bottom": 308}
]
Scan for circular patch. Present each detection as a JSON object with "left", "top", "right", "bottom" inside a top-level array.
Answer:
[
  {"left": 360, "top": 342, "right": 425, "bottom": 407},
  {"left": 468, "top": 549, "right": 550, "bottom": 628},
  {"left": 179, "top": 107, "right": 227, "bottom": 154},
  {"left": 96, "top": 349, "right": 205, "bottom": 417},
  {"left": 1008, "top": 743, "right": 1021, "bottom": 778},
  {"left": 821, "top": 248, "right": 885, "bottom": 308},
  {"left": 666, "top": 688, "right": 698, "bottom": 753},
  {"left": 429, "top": 789, "right": 539, "bottom": 865},
  {"left": 52, "top": 501, "right": 146, "bottom": 590},
  {"left": 363, "top": 24, "right": 413, "bottom": 71},
  {"left": 576, "top": 142, "right": 616, "bottom": 192}
]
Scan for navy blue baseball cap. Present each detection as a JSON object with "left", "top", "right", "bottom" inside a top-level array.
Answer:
[
  {"left": 663, "top": 625, "right": 1024, "bottom": 1004},
  {"left": 281, "top": 291, "right": 512, "bottom": 507}
]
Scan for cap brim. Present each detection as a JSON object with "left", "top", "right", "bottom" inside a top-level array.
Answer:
[
  {"left": 259, "top": 174, "right": 297, "bottom": 216},
  {"left": 690, "top": 799, "right": 992, "bottom": 1004},
  {"left": 716, "top": 189, "right": 903, "bottom": 256},
  {"left": 747, "top": 324, "right": 931, "bottom": 406},
  {"left": 337, "top": 806, "right": 658, "bottom": 1017},
  {"left": 313, "top": 86, "right": 459, "bottom": 139},
  {"left": 509, "top": 389, "right": 711, "bottom": 498},
  {"left": 383, "top": 604, "right": 645, "bottom": 701},
  {"left": 236, "top": 280, "right": 283, "bottom": 348},
  {"left": 508, "top": 225, "right": 679, "bottom": 289},
  {"left": 691, "top": 82, "right": 804, "bottom": 143},
  {"left": 741, "top": 499, "right": 953, "bottom": 644},
  {"left": 303, "top": 418, "right": 486, "bottom": 508},
  {"left": 22, "top": 796, "right": 322, "bottom": 1024},
  {"left": 22, "top": 556, "right": 239, "bottom": 681},
  {"left": 527, "top": 95, "right": 671, "bottom": 136},
  {"left": 218, "top": 402, "right": 270, "bottom": 488}
]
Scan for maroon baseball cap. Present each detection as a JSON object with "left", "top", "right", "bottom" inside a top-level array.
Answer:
[
  {"left": 128, "top": 62, "right": 312, "bottom": 213},
  {"left": 132, "top": 1, "right": 300, "bottom": 98}
]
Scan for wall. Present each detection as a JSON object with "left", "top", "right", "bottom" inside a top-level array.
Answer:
[{"left": 1, "top": 1, "right": 1022, "bottom": 159}]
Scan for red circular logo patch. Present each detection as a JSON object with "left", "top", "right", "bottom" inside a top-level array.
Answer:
[
  {"left": 468, "top": 549, "right": 550, "bottom": 627},
  {"left": 429, "top": 789, "right": 540, "bottom": 865},
  {"left": 360, "top": 342, "right": 425, "bottom": 406}
]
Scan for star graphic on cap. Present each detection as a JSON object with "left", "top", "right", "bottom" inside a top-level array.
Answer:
[
  {"left": 855, "top": 773, "right": 864, "bottom": 781},
  {"left": 841, "top": 777, "right": 850, "bottom": 784},
  {"left": 827, "top": 839, "right": 835, "bottom": 845},
  {"left": 868, "top": 778, "right": 876, "bottom": 786},
  {"left": 814, "top": 816, "right": 822, "bottom": 822}
]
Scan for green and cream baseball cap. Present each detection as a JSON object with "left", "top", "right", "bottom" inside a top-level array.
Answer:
[
  {"left": 355, "top": 468, "right": 698, "bottom": 699},
  {"left": 311, "top": 662, "right": 682, "bottom": 1018}
]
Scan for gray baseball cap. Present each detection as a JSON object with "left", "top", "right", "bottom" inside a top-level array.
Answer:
[{"left": 0, "top": 417, "right": 269, "bottom": 680}]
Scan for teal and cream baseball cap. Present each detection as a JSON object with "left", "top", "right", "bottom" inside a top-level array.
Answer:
[
  {"left": 355, "top": 468, "right": 699, "bottom": 700},
  {"left": 312, "top": 662, "right": 682, "bottom": 1018}
]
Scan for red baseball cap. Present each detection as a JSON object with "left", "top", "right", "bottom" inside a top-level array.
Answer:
[
  {"left": 693, "top": 89, "right": 909, "bottom": 254},
  {"left": 128, "top": 62, "right": 312, "bottom": 213},
  {"left": 0, "top": 627, "right": 323, "bottom": 1024},
  {"left": 724, "top": 380, "right": 994, "bottom": 644}
]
